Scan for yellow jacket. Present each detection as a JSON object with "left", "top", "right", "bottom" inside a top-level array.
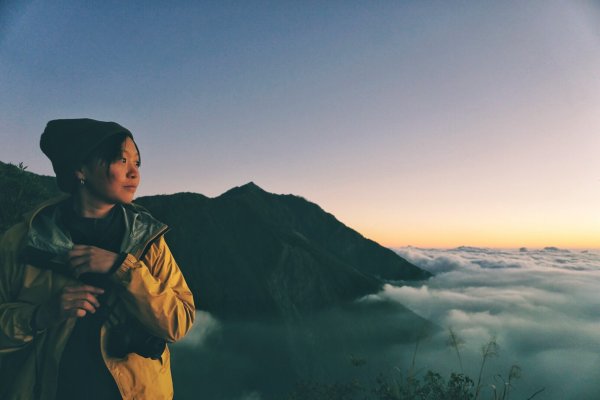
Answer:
[{"left": 0, "top": 196, "right": 195, "bottom": 399}]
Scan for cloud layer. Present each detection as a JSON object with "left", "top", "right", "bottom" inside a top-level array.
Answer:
[{"left": 384, "top": 246, "right": 600, "bottom": 399}]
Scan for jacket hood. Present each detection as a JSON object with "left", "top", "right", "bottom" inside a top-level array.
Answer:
[{"left": 24, "top": 196, "right": 167, "bottom": 261}]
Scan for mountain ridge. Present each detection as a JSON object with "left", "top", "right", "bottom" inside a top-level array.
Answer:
[{"left": 0, "top": 161, "right": 431, "bottom": 319}]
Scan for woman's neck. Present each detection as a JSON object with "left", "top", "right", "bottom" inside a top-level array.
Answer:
[{"left": 73, "top": 192, "right": 116, "bottom": 218}]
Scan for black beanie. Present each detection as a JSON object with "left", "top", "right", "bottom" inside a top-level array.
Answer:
[{"left": 40, "top": 118, "right": 133, "bottom": 192}]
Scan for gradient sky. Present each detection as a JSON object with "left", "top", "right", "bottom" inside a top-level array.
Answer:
[{"left": 1, "top": 1, "right": 599, "bottom": 248}]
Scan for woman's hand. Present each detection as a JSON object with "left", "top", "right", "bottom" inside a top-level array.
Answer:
[
  {"left": 34, "top": 284, "right": 104, "bottom": 329},
  {"left": 68, "top": 245, "right": 118, "bottom": 277}
]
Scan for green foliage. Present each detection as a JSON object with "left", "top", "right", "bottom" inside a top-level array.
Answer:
[
  {"left": 285, "top": 331, "right": 546, "bottom": 400},
  {"left": 369, "top": 370, "right": 475, "bottom": 400},
  {"left": 286, "top": 370, "right": 478, "bottom": 400},
  {"left": 475, "top": 338, "right": 499, "bottom": 399},
  {"left": 447, "top": 327, "right": 465, "bottom": 373},
  {"left": 0, "top": 161, "right": 60, "bottom": 234}
]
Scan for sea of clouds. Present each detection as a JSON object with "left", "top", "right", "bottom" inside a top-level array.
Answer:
[
  {"left": 385, "top": 246, "right": 600, "bottom": 399},
  {"left": 171, "top": 246, "right": 600, "bottom": 399}
]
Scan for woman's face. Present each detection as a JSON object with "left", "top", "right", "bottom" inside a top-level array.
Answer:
[{"left": 80, "top": 137, "right": 141, "bottom": 205}]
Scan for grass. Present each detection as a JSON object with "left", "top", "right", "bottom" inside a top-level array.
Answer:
[{"left": 286, "top": 328, "right": 546, "bottom": 400}]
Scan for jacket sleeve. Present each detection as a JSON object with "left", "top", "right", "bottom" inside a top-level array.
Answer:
[
  {"left": 0, "top": 224, "right": 41, "bottom": 353},
  {"left": 111, "top": 235, "right": 195, "bottom": 342}
]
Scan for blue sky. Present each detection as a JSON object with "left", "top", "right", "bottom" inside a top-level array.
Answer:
[{"left": 1, "top": 1, "right": 599, "bottom": 247}]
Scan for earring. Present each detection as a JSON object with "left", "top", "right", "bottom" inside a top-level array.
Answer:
[{"left": 80, "top": 178, "right": 86, "bottom": 185}]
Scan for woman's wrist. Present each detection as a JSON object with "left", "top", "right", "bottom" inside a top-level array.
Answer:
[{"left": 109, "top": 252, "right": 128, "bottom": 274}]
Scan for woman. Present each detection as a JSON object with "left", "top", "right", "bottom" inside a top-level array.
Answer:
[{"left": 0, "top": 118, "right": 195, "bottom": 399}]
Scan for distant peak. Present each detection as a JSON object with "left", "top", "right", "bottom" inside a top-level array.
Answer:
[
  {"left": 220, "top": 181, "right": 267, "bottom": 198},
  {"left": 240, "top": 181, "right": 262, "bottom": 190}
]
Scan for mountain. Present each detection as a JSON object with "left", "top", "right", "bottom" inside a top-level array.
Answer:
[
  {"left": 0, "top": 162, "right": 431, "bottom": 319},
  {"left": 136, "top": 183, "right": 430, "bottom": 318}
]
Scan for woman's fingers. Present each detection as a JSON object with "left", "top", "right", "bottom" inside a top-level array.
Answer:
[
  {"left": 60, "top": 284, "right": 105, "bottom": 318},
  {"left": 69, "top": 244, "right": 92, "bottom": 255},
  {"left": 69, "top": 254, "right": 89, "bottom": 268},
  {"left": 68, "top": 245, "right": 117, "bottom": 275},
  {"left": 68, "top": 248, "right": 90, "bottom": 277},
  {"left": 68, "top": 256, "right": 90, "bottom": 278},
  {"left": 68, "top": 245, "right": 92, "bottom": 265},
  {"left": 63, "top": 284, "right": 105, "bottom": 295},
  {"left": 62, "top": 300, "right": 96, "bottom": 315},
  {"left": 75, "top": 299, "right": 97, "bottom": 313},
  {"left": 70, "top": 308, "right": 87, "bottom": 318},
  {"left": 63, "top": 292, "right": 101, "bottom": 308},
  {"left": 35, "top": 284, "right": 105, "bottom": 329}
]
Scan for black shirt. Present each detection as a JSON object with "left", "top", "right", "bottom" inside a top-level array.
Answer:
[{"left": 54, "top": 201, "right": 124, "bottom": 400}]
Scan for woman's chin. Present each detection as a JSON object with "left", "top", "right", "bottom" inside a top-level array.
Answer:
[
  {"left": 122, "top": 196, "right": 136, "bottom": 204},
  {"left": 120, "top": 189, "right": 137, "bottom": 203},
  {"left": 114, "top": 193, "right": 136, "bottom": 204}
]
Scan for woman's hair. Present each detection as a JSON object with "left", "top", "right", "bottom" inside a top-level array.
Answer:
[
  {"left": 85, "top": 132, "right": 140, "bottom": 169},
  {"left": 69, "top": 132, "right": 141, "bottom": 192}
]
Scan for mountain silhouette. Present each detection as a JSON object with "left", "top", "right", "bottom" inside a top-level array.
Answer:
[
  {"left": 135, "top": 182, "right": 430, "bottom": 318},
  {"left": 0, "top": 162, "right": 431, "bottom": 319}
]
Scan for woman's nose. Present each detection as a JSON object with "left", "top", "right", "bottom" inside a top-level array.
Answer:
[{"left": 127, "top": 163, "right": 139, "bottom": 178}]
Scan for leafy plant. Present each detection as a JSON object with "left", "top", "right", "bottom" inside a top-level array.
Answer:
[
  {"left": 285, "top": 330, "right": 545, "bottom": 400},
  {"left": 447, "top": 327, "right": 465, "bottom": 373}
]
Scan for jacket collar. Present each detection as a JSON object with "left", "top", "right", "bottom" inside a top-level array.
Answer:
[{"left": 25, "top": 195, "right": 167, "bottom": 261}]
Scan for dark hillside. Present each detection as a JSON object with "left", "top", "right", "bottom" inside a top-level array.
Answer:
[
  {"left": 0, "top": 161, "right": 61, "bottom": 232},
  {"left": 136, "top": 183, "right": 430, "bottom": 318},
  {"left": 136, "top": 191, "right": 382, "bottom": 318}
]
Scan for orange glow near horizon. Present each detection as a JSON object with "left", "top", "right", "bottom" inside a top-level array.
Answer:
[
  {"left": 358, "top": 225, "right": 600, "bottom": 250},
  {"left": 335, "top": 203, "right": 600, "bottom": 250}
]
